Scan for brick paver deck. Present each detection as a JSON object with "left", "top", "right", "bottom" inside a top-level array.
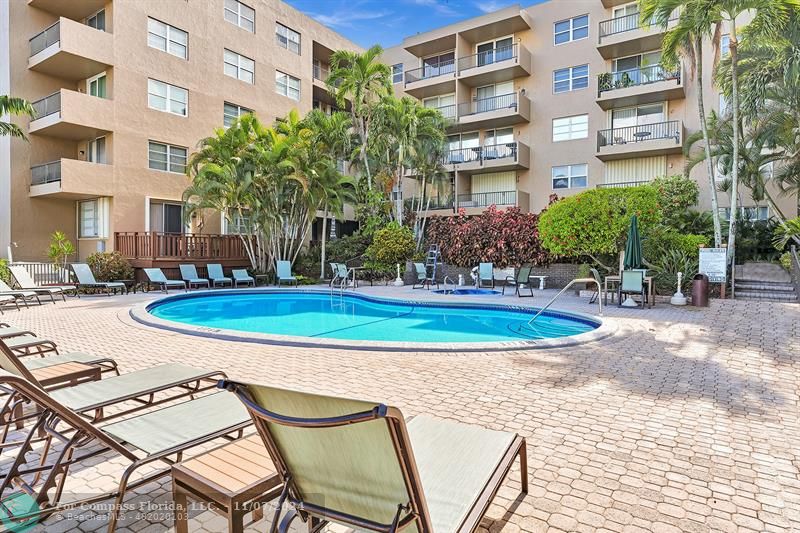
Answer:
[{"left": 2, "top": 286, "right": 798, "bottom": 532}]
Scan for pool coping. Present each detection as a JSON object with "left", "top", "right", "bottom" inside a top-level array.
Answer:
[{"left": 129, "top": 288, "right": 618, "bottom": 352}]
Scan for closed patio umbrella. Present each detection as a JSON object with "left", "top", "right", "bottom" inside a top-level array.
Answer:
[{"left": 622, "top": 215, "right": 643, "bottom": 307}]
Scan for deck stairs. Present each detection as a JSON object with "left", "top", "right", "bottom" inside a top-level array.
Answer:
[{"left": 735, "top": 262, "right": 797, "bottom": 302}]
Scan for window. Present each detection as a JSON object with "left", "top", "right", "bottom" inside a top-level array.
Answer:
[
  {"left": 611, "top": 102, "right": 665, "bottom": 128},
  {"left": 476, "top": 37, "right": 513, "bottom": 67},
  {"left": 147, "top": 79, "right": 188, "bottom": 116},
  {"left": 148, "top": 141, "right": 187, "bottom": 173},
  {"left": 552, "top": 115, "right": 589, "bottom": 142},
  {"left": 422, "top": 52, "right": 455, "bottom": 77},
  {"left": 721, "top": 34, "right": 730, "bottom": 57},
  {"left": 552, "top": 164, "right": 588, "bottom": 189},
  {"left": 224, "top": 49, "right": 255, "bottom": 83},
  {"left": 79, "top": 200, "right": 100, "bottom": 238},
  {"left": 719, "top": 206, "right": 769, "bottom": 222},
  {"left": 392, "top": 64, "right": 403, "bottom": 84},
  {"left": 475, "top": 81, "right": 514, "bottom": 112},
  {"left": 223, "top": 102, "right": 253, "bottom": 127},
  {"left": 553, "top": 64, "right": 589, "bottom": 93},
  {"left": 226, "top": 211, "right": 251, "bottom": 235},
  {"left": 275, "top": 23, "right": 300, "bottom": 54},
  {"left": 86, "top": 9, "right": 105, "bottom": 31},
  {"left": 275, "top": 71, "right": 300, "bottom": 100},
  {"left": 87, "top": 136, "right": 106, "bottom": 164},
  {"left": 554, "top": 15, "right": 589, "bottom": 45},
  {"left": 148, "top": 18, "right": 188, "bottom": 59},
  {"left": 87, "top": 73, "right": 106, "bottom": 98},
  {"left": 224, "top": 0, "right": 255, "bottom": 32},
  {"left": 422, "top": 94, "right": 455, "bottom": 119},
  {"left": 150, "top": 201, "right": 184, "bottom": 234}
]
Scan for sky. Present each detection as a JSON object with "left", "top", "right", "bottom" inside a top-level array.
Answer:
[{"left": 285, "top": 0, "right": 547, "bottom": 49}]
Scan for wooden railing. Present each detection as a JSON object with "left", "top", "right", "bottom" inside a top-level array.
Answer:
[{"left": 114, "top": 232, "right": 248, "bottom": 260}]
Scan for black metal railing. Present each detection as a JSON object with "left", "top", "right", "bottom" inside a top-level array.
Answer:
[
  {"left": 436, "top": 104, "right": 457, "bottom": 121},
  {"left": 31, "top": 161, "right": 61, "bottom": 186},
  {"left": 442, "top": 142, "right": 519, "bottom": 166},
  {"left": 457, "top": 191, "right": 517, "bottom": 208},
  {"left": 596, "top": 180, "right": 652, "bottom": 189},
  {"left": 458, "top": 93, "right": 518, "bottom": 116},
  {"left": 597, "top": 120, "right": 681, "bottom": 149},
  {"left": 597, "top": 64, "right": 681, "bottom": 95},
  {"left": 31, "top": 91, "right": 61, "bottom": 120},
  {"left": 404, "top": 195, "right": 455, "bottom": 210},
  {"left": 458, "top": 44, "right": 517, "bottom": 72},
  {"left": 405, "top": 58, "right": 455, "bottom": 85},
  {"left": 598, "top": 10, "right": 679, "bottom": 40},
  {"left": 30, "top": 21, "right": 60, "bottom": 56}
]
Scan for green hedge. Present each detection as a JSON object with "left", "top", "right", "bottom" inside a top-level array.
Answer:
[{"left": 643, "top": 227, "right": 709, "bottom": 261}]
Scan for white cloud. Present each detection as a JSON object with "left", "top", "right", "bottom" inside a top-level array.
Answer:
[
  {"left": 407, "top": 0, "right": 458, "bottom": 17},
  {"left": 311, "top": 9, "right": 390, "bottom": 28},
  {"left": 474, "top": 0, "right": 512, "bottom": 14}
]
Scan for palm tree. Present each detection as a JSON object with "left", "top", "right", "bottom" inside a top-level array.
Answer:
[
  {"left": 0, "top": 95, "right": 35, "bottom": 140},
  {"left": 640, "top": 0, "right": 725, "bottom": 247},
  {"left": 407, "top": 136, "right": 448, "bottom": 249},
  {"left": 327, "top": 45, "right": 392, "bottom": 191}
]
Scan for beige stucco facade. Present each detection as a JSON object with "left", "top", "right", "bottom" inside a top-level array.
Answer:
[
  {"left": 2, "top": 0, "right": 360, "bottom": 261},
  {"left": 383, "top": 2, "right": 798, "bottom": 222}
]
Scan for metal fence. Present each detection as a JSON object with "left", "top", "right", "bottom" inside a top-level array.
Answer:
[
  {"left": 31, "top": 92, "right": 61, "bottom": 120},
  {"left": 457, "top": 44, "right": 517, "bottom": 72},
  {"left": 599, "top": 10, "right": 679, "bottom": 39},
  {"left": 30, "top": 161, "right": 62, "bottom": 186},
  {"left": 457, "top": 191, "right": 517, "bottom": 208},
  {"left": 458, "top": 93, "right": 518, "bottom": 116},
  {"left": 30, "top": 21, "right": 60, "bottom": 56},
  {"left": 404, "top": 58, "right": 455, "bottom": 84},
  {"left": 10, "top": 262, "right": 73, "bottom": 286},
  {"left": 597, "top": 120, "right": 681, "bottom": 149},
  {"left": 442, "top": 142, "right": 518, "bottom": 165},
  {"left": 597, "top": 64, "right": 681, "bottom": 95},
  {"left": 596, "top": 180, "right": 652, "bottom": 189}
]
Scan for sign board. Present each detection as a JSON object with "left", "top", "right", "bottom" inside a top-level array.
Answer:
[{"left": 699, "top": 248, "right": 727, "bottom": 283}]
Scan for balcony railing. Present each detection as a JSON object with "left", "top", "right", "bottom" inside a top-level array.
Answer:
[
  {"left": 434, "top": 104, "right": 457, "bottom": 121},
  {"left": 31, "top": 91, "right": 61, "bottom": 119},
  {"left": 457, "top": 190, "right": 517, "bottom": 208},
  {"left": 31, "top": 161, "right": 61, "bottom": 186},
  {"left": 458, "top": 44, "right": 517, "bottom": 72},
  {"left": 115, "top": 232, "right": 248, "bottom": 260},
  {"left": 404, "top": 195, "right": 455, "bottom": 211},
  {"left": 599, "top": 11, "right": 679, "bottom": 39},
  {"left": 597, "top": 120, "right": 681, "bottom": 149},
  {"left": 313, "top": 63, "right": 329, "bottom": 81},
  {"left": 442, "top": 142, "right": 519, "bottom": 165},
  {"left": 405, "top": 58, "right": 455, "bottom": 85},
  {"left": 598, "top": 64, "right": 680, "bottom": 95},
  {"left": 30, "top": 21, "right": 60, "bottom": 56},
  {"left": 597, "top": 180, "right": 653, "bottom": 189},
  {"left": 458, "top": 93, "right": 517, "bottom": 116}
]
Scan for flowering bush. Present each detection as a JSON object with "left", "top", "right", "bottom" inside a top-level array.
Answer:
[
  {"left": 86, "top": 252, "right": 134, "bottom": 281},
  {"left": 426, "top": 206, "right": 551, "bottom": 268},
  {"left": 365, "top": 222, "right": 415, "bottom": 274}
]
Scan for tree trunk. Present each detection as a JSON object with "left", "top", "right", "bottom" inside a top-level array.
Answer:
[
  {"left": 360, "top": 116, "right": 372, "bottom": 190},
  {"left": 695, "top": 36, "right": 723, "bottom": 248},
  {"left": 320, "top": 207, "right": 328, "bottom": 279},
  {"left": 726, "top": 21, "right": 740, "bottom": 268}
]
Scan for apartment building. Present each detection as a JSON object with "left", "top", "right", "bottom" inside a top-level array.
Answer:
[
  {"left": 383, "top": 2, "right": 798, "bottom": 221},
  {"left": 1, "top": 0, "right": 360, "bottom": 262}
]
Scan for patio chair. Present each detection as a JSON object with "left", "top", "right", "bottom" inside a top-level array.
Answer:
[
  {"left": 617, "top": 269, "right": 645, "bottom": 308},
  {"left": 412, "top": 262, "right": 437, "bottom": 290},
  {"left": 179, "top": 264, "right": 210, "bottom": 290},
  {"left": 0, "top": 323, "right": 35, "bottom": 340},
  {"left": 503, "top": 265, "right": 533, "bottom": 297},
  {"left": 9, "top": 266, "right": 76, "bottom": 302},
  {"left": 219, "top": 380, "right": 528, "bottom": 533},
  {"left": 0, "top": 294, "right": 18, "bottom": 314},
  {"left": 276, "top": 260, "right": 298, "bottom": 287},
  {"left": 70, "top": 263, "right": 126, "bottom": 296},
  {"left": 478, "top": 262, "right": 495, "bottom": 289},
  {"left": 232, "top": 269, "right": 255, "bottom": 287},
  {"left": 0, "top": 370, "right": 251, "bottom": 532},
  {"left": 0, "top": 336, "right": 118, "bottom": 377},
  {"left": 0, "top": 280, "right": 42, "bottom": 307},
  {"left": 143, "top": 268, "right": 187, "bottom": 293},
  {"left": 207, "top": 263, "right": 233, "bottom": 288}
]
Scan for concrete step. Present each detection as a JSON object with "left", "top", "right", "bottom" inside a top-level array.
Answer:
[
  {"left": 736, "top": 281, "right": 796, "bottom": 292},
  {"left": 736, "top": 290, "right": 798, "bottom": 302}
]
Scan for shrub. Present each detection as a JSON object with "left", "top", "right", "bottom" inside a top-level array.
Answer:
[
  {"left": 651, "top": 175, "right": 698, "bottom": 212},
  {"left": 643, "top": 227, "right": 708, "bottom": 262},
  {"left": 326, "top": 233, "right": 372, "bottom": 264},
  {"left": 365, "top": 222, "right": 415, "bottom": 273},
  {"left": 86, "top": 252, "right": 134, "bottom": 282},
  {"left": 779, "top": 252, "right": 792, "bottom": 272},
  {"left": 651, "top": 248, "right": 699, "bottom": 294},
  {"left": 426, "top": 206, "right": 552, "bottom": 268},
  {"left": 47, "top": 231, "right": 75, "bottom": 268},
  {"left": 0, "top": 259, "right": 10, "bottom": 285},
  {"left": 538, "top": 187, "right": 662, "bottom": 266}
]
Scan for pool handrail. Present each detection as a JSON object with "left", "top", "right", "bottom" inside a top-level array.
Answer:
[{"left": 523, "top": 277, "right": 602, "bottom": 329}]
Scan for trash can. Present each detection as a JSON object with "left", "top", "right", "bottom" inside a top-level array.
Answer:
[{"left": 692, "top": 273, "right": 709, "bottom": 307}]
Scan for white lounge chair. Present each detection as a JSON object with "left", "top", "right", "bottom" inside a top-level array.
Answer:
[
  {"left": 9, "top": 266, "right": 75, "bottom": 302},
  {"left": 70, "top": 263, "right": 126, "bottom": 296},
  {"left": 0, "top": 280, "right": 42, "bottom": 307}
]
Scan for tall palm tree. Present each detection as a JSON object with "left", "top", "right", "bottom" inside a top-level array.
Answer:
[
  {"left": 327, "top": 45, "right": 392, "bottom": 191},
  {"left": 0, "top": 95, "right": 35, "bottom": 139},
  {"left": 640, "top": 0, "right": 724, "bottom": 247}
]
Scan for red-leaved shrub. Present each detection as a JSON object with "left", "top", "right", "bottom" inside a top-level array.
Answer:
[{"left": 425, "top": 206, "right": 552, "bottom": 268}]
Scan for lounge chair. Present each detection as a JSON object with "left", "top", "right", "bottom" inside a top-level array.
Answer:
[
  {"left": 276, "top": 260, "right": 298, "bottom": 287},
  {"left": 0, "top": 370, "right": 251, "bottom": 532},
  {"left": 0, "top": 337, "right": 118, "bottom": 377},
  {"left": 231, "top": 269, "right": 255, "bottom": 287},
  {"left": 618, "top": 269, "right": 646, "bottom": 308},
  {"left": 207, "top": 263, "right": 233, "bottom": 288},
  {"left": 412, "top": 262, "right": 437, "bottom": 290},
  {"left": 0, "top": 323, "right": 34, "bottom": 340},
  {"left": 9, "top": 266, "right": 76, "bottom": 302},
  {"left": 143, "top": 268, "right": 187, "bottom": 293},
  {"left": 478, "top": 262, "right": 495, "bottom": 289},
  {"left": 70, "top": 263, "right": 126, "bottom": 296},
  {"left": 0, "top": 294, "right": 18, "bottom": 313},
  {"left": 0, "top": 280, "right": 42, "bottom": 307},
  {"left": 503, "top": 265, "right": 533, "bottom": 297},
  {"left": 219, "top": 380, "right": 528, "bottom": 533},
  {"left": 179, "top": 264, "right": 210, "bottom": 290}
]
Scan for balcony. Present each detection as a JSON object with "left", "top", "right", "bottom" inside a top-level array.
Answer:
[
  {"left": 404, "top": 195, "right": 455, "bottom": 213},
  {"left": 433, "top": 104, "right": 457, "bottom": 124},
  {"left": 455, "top": 190, "right": 530, "bottom": 214},
  {"left": 114, "top": 233, "right": 249, "bottom": 267},
  {"left": 457, "top": 91, "right": 530, "bottom": 130},
  {"left": 27, "top": 0, "right": 106, "bottom": 20},
  {"left": 596, "top": 180, "right": 653, "bottom": 189},
  {"left": 442, "top": 141, "right": 530, "bottom": 174},
  {"left": 29, "top": 89, "right": 113, "bottom": 140},
  {"left": 457, "top": 44, "right": 532, "bottom": 87},
  {"left": 29, "top": 159, "right": 113, "bottom": 199},
  {"left": 596, "top": 120, "right": 684, "bottom": 161},
  {"left": 29, "top": 18, "right": 113, "bottom": 80},
  {"left": 597, "top": 12, "right": 678, "bottom": 59},
  {"left": 596, "top": 65, "right": 684, "bottom": 109},
  {"left": 404, "top": 59, "right": 456, "bottom": 98}
]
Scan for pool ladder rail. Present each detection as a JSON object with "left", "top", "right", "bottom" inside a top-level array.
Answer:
[
  {"left": 520, "top": 277, "right": 602, "bottom": 331},
  {"left": 442, "top": 276, "right": 455, "bottom": 294}
]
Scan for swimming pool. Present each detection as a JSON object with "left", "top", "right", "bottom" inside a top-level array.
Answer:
[{"left": 137, "top": 290, "right": 607, "bottom": 351}]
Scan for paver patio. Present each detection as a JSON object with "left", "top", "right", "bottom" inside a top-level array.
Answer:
[{"left": 2, "top": 286, "right": 798, "bottom": 532}]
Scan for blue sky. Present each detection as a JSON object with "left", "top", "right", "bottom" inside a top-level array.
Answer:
[{"left": 286, "top": 0, "right": 547, "bottom": 48}]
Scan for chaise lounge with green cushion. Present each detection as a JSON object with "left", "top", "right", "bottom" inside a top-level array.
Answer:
[
  {"left": 207, "top": 263, "right": 233, "bottom": 288},
  {"left": 9, "top": 266, "right": 76, "bottom": 302},
  {"left": 232, "top": 269, "right": 255, "bottom": 287},
  {"left": 143, "top": 268, "right": 187, "bottom": 293},
  {"left": 0, "top": 323, "right": 35, "bottom": 340},
  {"left": 70, "top": 263, "right": 126, "bottom": 295},
  {"left": 276, "top": 260, "right": 298, "bottom": 287},
  {"left": 0, "top": 280, "right": 42, "bottom": 307},
  {"left": 219, "top": 380, "right": 528, "bottom": 532},
  {"left": 0, "top": 337, "right": 118, "bottom": 378},
  {"left": 179, "top": 264, "right": 211, "bottom": 290}
]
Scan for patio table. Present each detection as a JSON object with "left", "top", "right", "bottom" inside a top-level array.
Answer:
[
  {"left": 603, "top": 274, "right": 655, "bottom": 308},
  {"left": 528, "top": 275, "right": 548, "bottom": 290}
]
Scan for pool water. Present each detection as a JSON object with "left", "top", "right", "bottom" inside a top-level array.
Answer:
[
  {"left": 147, "top": 291, "right": 597, "bottom": 343},
  {"left": 433, "top": 288, "right": 501, "bottom": 295}
]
